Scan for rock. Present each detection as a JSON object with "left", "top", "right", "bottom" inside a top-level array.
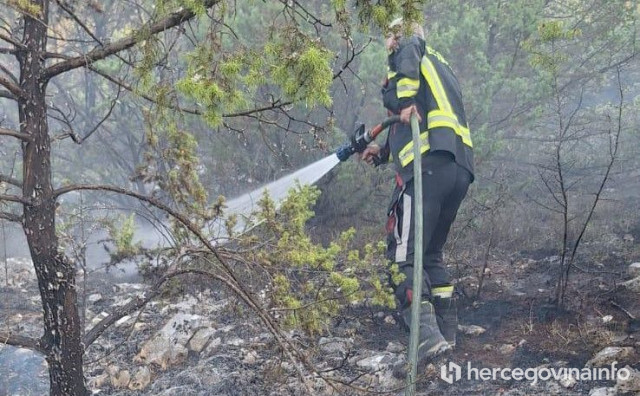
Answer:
[
  {"left": 115, "top": 315, "right": 132, "bottom": 327},
  {"left": 88, "top": 293, "right": 102, "bottom": 303},
  {"left": 128, "top": 366, "right": 151, "bottom": 391},
  {"left": 623, "top": 234, "right": 634, "bottom": 243},
  {"left": 384, "top": 315, "right": 397, "bottom": 325},
  {"left": 602, "top": 315, "right": 614, "bottom": 324},
  {"left": 88, "top": 373, "right": 109, "bottom": 389},
  {"left": 133, "top": 322, "right": 149, "bottom": 333},
  {"left": 318, "top": 337, "right": 352, "bottom": 356},
  {"left": 458, "top": 324, "right": 486, "bottom": 336},
  {"left": 629, "top": 262, "right": 640, "bottom": 277},
  {"left": 356, "top": 353, "right": 399, "bottom": 371},
  {"left": 110, "top": 369, "right": 130, "bottom": 389},
  {"left": 188, "top": 327, "right": 215, "bottom": 353},
  {"left": 106, "top": 364, "right": 120, "bottom": 376},
  {"left": 616, "top": 365, "right": 640, "bottom": 393},
  {"left": 227, "top": 337, "right": 245, "bottom": 346},
  {"left": 243, "top": 350, "right": 258, "bottom": 365},
  {"left": 558, "top": 373, "right": 577, "bottom": 388},
  {"left": 589, "top": 387, "right": 616, "bottom": 396},
  {"left": 499, "top": 344, "right": 516, "bottom": 355},
  {"left": 385, "top": 341, "right": 404, "bottom": 353},
  {"left": 89, "top": 311, "right": 109, "bottom": 328},
  {"left": 586, "top": 346, "right": 635, "bottom": 367},
  {"left": 622, "top": 277, "right": 640, "bottom": 293},
  {"left": 204, "top": 337, "right": 222, "bottom": 354}
]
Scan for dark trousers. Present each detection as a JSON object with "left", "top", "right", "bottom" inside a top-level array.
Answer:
[{"left": 386, "top": 151, "right": 471, "bottom": 307}]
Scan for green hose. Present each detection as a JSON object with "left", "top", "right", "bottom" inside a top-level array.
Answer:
[{"left": 405, "top": 113, "right": 423, "bottom": 395}]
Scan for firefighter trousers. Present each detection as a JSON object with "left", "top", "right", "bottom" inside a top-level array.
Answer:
[{"left": 386, "top": 150, "right": 471, "bottom": 307}]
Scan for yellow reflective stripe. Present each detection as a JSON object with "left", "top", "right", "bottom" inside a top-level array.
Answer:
[
  {"left": 397, "top": 78, "right": 419, "bottom": 89},
  {"left": 398, "top": 131, "right": 430, "bottom": 167},
  {"left": 432, "top": 285, "right": 454, "bottom": 298},
  {"left": 397, "top": 78, "right": 419, "bottom": 98},
  {"left": 427, "top": 110, "right": 473, "bottom": 147},
  {"left": 420, "top": 56, "right": 452, "bottom": 113},
  {"left": 387, "top": 71, "right": 397, "bottom": 79}
]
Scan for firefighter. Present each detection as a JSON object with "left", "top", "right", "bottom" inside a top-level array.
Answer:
[{"left": 361, "top": 17, "right": 474, "bottom": 365}]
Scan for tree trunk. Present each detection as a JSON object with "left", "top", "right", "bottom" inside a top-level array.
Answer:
[{"left": 18, "top": 1, "right": 88, "bottom": 394}]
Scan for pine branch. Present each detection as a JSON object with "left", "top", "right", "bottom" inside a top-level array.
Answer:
[{"left": 43, "top": 0, "right": 221, "bottom": 80}]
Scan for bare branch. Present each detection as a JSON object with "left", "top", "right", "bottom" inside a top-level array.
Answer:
[
  {"left": 0, "top": 32, "right": 25, "bottom": 49},
  {"left": 0, "top": 63, "right": 18, "bottom": 84},
  {"left": 0, "top": 211, "right": 21, "bottom": 222},
  {"left": 43, "top": 0, "right": 221, "bottom": 80},
  {"left": 0, "top": 126, "right": 31, "bottom": 141},
  {"left": 0, "top": 74, "right": 25, "bottom": 100},
  {"left": 0, "top": 173, "right": 21, "bottom": 188},
  {"left": 0, "top": 331, "right": 47, "bottom": 354},
  {"left": 0, "top": 193, "right": 28, "bottom": 204},
  {"left": 0, "top": 89, "right": 16, "bottom": 100}
]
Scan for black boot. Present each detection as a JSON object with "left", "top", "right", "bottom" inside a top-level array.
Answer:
[{"left": 433, "top": 296, "right": 458, "bottom": 348}]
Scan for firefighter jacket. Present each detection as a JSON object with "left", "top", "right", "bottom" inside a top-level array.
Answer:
[{"left": 381, "top": 35, "right": 474, "bottom": 183}]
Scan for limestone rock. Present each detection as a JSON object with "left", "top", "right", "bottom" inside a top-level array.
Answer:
[
  {"left": 128, "top": 366, "right": 152, "bottom": 391},
  {"left": 134, "top": 313, "right": 203, "bottom": 369},
  {"left": 586, "top": 346, "right": 635, "bottom": 368},
  {"left": 188, "top": 327, "right": 216, "bottom": 353},
  {"left": 616, "top": 365, "right": 640, "bottom": 393},
  {"left": 588, "top": 387, "right": 616, "bottom": 396},
  {"left": 622, "top": 277, "right": 640, "bottom": 293},
  {"left": 629, "top": 262, "right": 640, "bottom": 277},
  {"left": 110, "top": 369, "right": 130, "bottom": 389},
  {"left": 318, "top": 337, "right": 352, "bottom": 356},
  {"left": 458, "top": 324, "right": 486, "bottom": 336}
]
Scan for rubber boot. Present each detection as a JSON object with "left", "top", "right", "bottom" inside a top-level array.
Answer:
[
  {"left": 394, "top": 301, "right": 450, "bottom": 378},
  {"left": 433, "top": 296, "right": 458, "bottom": 348}
]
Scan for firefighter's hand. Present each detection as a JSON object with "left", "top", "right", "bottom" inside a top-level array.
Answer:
[
  {"left": 360, "top": 144, "right": 381, "bottom": 166},
  {"left": 400, "top": 104, "right": 422, "bottom": 124}
]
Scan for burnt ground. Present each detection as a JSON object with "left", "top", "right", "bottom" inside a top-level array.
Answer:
[{"left": 2, "top": 235, "right": 640, "bottom": 396}]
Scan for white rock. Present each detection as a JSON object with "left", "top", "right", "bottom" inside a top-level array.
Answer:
[
  {"left": 629, "top": 262, "right": 640, "bottom": 277},
  {"left": 115, "top": 315, "right": 132, "bottom": 327},
  {"left": 88, "top": 373, "right": 109, "bottom": 389},
  {"left": 558, "top": 373, "right": 577, "bottom": 388},
  {"left": 128, "top": 366, "right": 151, "bottom": 391},
  {"left": 356, "top": 353, "right": 397, "bottom": 371},
  {"left": 188, "top": 328, "right": 215, "bottom": 353},
  {"left": 385, "top": 341, "right": 405, "bottom": 353},
  {"left": 384, "top": 315, "right": 396, "bottom": 325},
  {"left": 589, "top": 387, "right": 616, "bottom": 396},
  {"left": 602, "top": 315, "right": 614, "bottom": 324},
  {"left": 318, "top": 337, "right": 352, "bottom": 355},
  {"left": 616, "top": 365, "right": 640, "bottom": 393},
  {"left": 88, "top": 293, "right": 103, "bottom": 303},
  {"left": 106, "top": 364, "right": 120, "bottom": 376},
  {"left": 110, "top": 369, "right": 130, "bottom": 389},
  {"left": 134, "top": 313, "right": 203, "bottom": 370},
  {"left": 499, "top": 344, "right": 516, "bottom": 355},
  {"left": 458, "top": 324, "right": 486, "bottom": 336},
  {"left": 586, "top": 346, "right": 635, "bottom": 367},
  {"left": 243, "top": 350, "right": 258, "bottom": 365},
  {"left": 622, "top": 277, "right": 640, "bottom": 293},
  {"left": 227, "top": 337, "right": 244, "bottom": 346}
]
